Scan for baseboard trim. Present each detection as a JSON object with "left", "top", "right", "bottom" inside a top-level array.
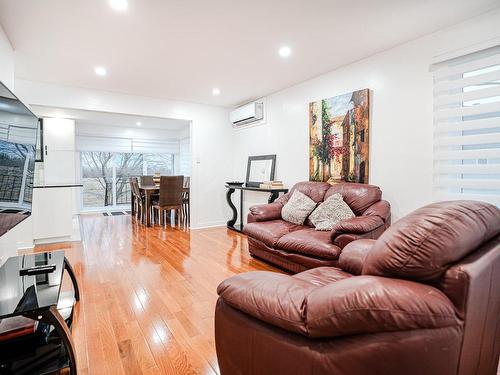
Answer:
[
  {"left": 190, "top": 221, "right": 227, "bottom": 230},
  {"left": 34, "top": 236, "right": 73, "bottom": 245}
]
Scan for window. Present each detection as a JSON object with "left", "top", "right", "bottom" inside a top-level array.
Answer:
[
  {"left": 81, "top": 151, "right": 173, "bottom": 209},
  {"left": 81, "top": 151, "right": 114, "bottom": 208},
  {"left": 432, "top": 46, "right": 500, "bottom": 206}
]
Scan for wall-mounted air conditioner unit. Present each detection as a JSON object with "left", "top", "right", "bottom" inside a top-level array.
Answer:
[{"left": 230, "top": 102, "right": 264, "bottom": 126}]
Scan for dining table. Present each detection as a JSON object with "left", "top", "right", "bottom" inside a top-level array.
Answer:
[{"left": 131, "top": 183, "right": 189, "bottom": 227}]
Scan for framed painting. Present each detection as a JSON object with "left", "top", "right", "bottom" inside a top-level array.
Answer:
[{"left": 309, "top": 89, "right": 369, "bottom": 183}]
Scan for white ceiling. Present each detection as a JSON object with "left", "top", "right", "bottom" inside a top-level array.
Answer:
[
  {"left": 0, "top": 0, "right": 499, "bottom": 107},
  {"left": 32, "top": 105, "right": 190, "bottom": 130}
]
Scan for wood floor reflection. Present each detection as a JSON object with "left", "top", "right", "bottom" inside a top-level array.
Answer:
[{"left": 35, "top": 214, "right": 280, "bottom": 375}]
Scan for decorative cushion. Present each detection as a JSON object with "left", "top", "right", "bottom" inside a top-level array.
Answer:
[
  {"left": 309, "top": 193, "right": 355, "bottom": 231},
  {"left": 281, "top": 191, "right": 317, "bottom": 225}
]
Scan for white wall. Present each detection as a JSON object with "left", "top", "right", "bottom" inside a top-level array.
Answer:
[
  {"left": 0, "top": 24, "right": 14, "bottom": 90},
  {"left": 0, "top": 25, "right": 34, "bottom": 264},
  {"left": 16, "top": 80, "right": 232, "bottom": 228},
  {"left": 232, "top": 9, "right": 500, "bottom": 222}
]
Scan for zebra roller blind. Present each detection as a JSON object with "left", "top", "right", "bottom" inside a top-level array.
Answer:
[{"left": 433, "top": 46, "right": 500, "bottom": 206}]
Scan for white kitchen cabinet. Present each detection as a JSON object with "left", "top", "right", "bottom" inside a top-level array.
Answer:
[
  {"left": 42, "top": 118, "right": 77, "bottom": 184},
  {"left": 32, "top": 186, "right": 79, "bottom": 243}
]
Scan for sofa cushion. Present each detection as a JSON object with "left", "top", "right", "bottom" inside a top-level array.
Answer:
[
  {"left": 243, "top": 220, "right": 306, "bottom": 247},
  {"left": 305, "top": 276, "right": 459, "bottom": 338},
  {"left": 309, "top": 193, "right": 355, "bottom": 231},
  {"left": 281, "top": 191, "right": 317, "bottom": 225},
  {"left": 292, "top": 266, "right": 352, "bottom": 287},
  {"left": 363, "top": 200, "right": 500, "bottom": 282},
  {"left": 324, "top": 182, "right": 382, "bottom": 215},
  {"left": 283, "top": 181, "right": 331, "bottom": 204},
  {"left": 276, "top": 228, "right": 341, "bottom": 260}
]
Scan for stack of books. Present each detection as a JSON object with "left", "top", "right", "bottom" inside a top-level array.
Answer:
[{"left": 259, "top": 181, "right": 284, "bottom": 189}]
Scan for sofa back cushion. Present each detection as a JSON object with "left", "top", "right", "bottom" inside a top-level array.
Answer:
[
  {"left": 284, "top": 181, "right": 331, "bottom": 204},
  {"left": 324, "top": 183, "right": 382, "bottom": 215},
  {"left": 363, "top": 201, "right": 500, "bottom": 282}
]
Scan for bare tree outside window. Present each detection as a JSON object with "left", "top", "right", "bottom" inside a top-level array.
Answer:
[
  {"left": 115, "top": 153, "right": 143, "bottom": 205},
  {"left": 144, "top": 154, "right": 173, "bottom": 176},
  {"left": 81, "top": 151, "right": 173, "bottom": 209},
  {"left": 0, "top": 142, "right": 34, "bottom": 206},
  {"left": 81, "top": 152, "right": 113, "bottom": 207}
]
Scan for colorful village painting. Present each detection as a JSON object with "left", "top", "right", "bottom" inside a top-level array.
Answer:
[{"left": 309, "top": 89, "right": 370, "bottom": 183}]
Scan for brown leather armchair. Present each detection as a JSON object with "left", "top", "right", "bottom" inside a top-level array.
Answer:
[
  {"left": 216, "top": 201, "right": 500, "bottom": 375},
  {"left": 243, "top": 181, "right": 391, "bottom": 273}
]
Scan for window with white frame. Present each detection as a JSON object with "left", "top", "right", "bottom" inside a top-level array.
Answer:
[
  {"left": 432, "top": 46, "right": 500, "bottom": 206},
  {"left": 77, "top": 134, "right": 180, "bottom": 210},
  {"left": 80, "top": 151, "right": 174, "bottom": 209}
]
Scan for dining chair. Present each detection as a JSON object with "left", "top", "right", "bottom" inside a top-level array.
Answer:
[
  {"left": 130, "top": 177, "right": 145, "bottom": 223},
  {"left": 183, "top": 176, "right": 190, "bottom": 224},
  {"left": 152, "top": 176, "right": 184, "bottom": 225}
]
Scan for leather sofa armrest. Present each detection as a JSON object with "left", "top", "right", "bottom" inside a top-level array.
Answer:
[
  {"left": 331, "top": 216, "right": 384, "bottom": 238},
  {"left": 217, "top": 271, "right": 314, "bottom": 336},
  {"left": 333, "top": 233, "right": 374, "bottom": 249},
  {"left": 338, "top": 239, "right": 376, "bottom": 275},
  {"left": 306, "top": 276, "right": 459, "bottom": 338},
  {"left": 329, "top": 200, "right": 391, "bottom": 247},
  {"left": 248, "top": 202, "right": 284, "bottom": 222},
  {"left": 362, "top": 200, "right": 391, "bottom": 222}
]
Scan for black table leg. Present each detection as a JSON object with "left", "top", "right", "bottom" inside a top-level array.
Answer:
[
  {"left": 42, "top": 306, "right": 77, "bottom": 375},
  {"left": 268, "top": 191, "right": 279, "bottom": 203},
  {"left": 240, "top": 189, "right": 244, "bottom": 231},
  {"left": 226, "top": 187, "right": 237, "bottom": 229},
  {"left": 64, "top": 257, "right": 80, "bottom": 302}
]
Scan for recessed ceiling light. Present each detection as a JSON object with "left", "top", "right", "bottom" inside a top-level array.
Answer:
[
  {"left": 94, "top": 66, "right": 107, "bottom": 76},
  {"left": 212, "top": 88, "right": 221, "bottom": 96},
  {"left": 136, "top": 122, "right": 142, "bottom": 126},
  {"left": 110, "top": 0, "right": 128, "bottom": 11},
  {"left": 279, "top": 46, "right": 292, "bottom": 58}
]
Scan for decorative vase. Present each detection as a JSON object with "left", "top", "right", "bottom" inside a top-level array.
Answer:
[{"left": 153, "top": 172, "right": 161, "bottom": 185}]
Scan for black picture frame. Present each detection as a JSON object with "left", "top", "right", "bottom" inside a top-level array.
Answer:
[
  {"left": 245, "top": 154, "right": 276, "bottom": 187},
  {"left": 35, "top": 118, "right": 44, "bottom": 162}
]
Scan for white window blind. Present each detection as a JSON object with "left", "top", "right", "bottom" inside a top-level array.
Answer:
[
  {"left": 432, "top": 46, "right": 500, "bottom": 206},
  {"left": 75, "top": 134, "right": 180, "bottom": 154}
]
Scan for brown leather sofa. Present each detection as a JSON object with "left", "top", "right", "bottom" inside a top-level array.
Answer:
[
  {"left": 243, "top": 181, "right": 391, "bottom": 273},
  {"left": 216, "top": 200, "right": 500, "bottom": 375}
]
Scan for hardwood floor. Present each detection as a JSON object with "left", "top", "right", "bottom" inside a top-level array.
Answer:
[{"left": 34, "top": 214, "right": 281, "bottom": 375}]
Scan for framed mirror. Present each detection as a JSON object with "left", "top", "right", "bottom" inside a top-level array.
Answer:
[{"left": 246, "top": 154, "right": 276, "bottom": 187}]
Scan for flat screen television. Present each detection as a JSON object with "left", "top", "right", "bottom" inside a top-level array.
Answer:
[{"left": 0, "top": 81, "right": 38, "bottom": 237}]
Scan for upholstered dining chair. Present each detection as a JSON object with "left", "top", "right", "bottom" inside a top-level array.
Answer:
[
  {"left": 129, "top": 177, "right": 145, "bottom": 223},
  {"left": 183, "top": 176, "right": 190, "bottom": 224},
  {"left": 152, "top": 176, "right": 184, "bottom": 225}
]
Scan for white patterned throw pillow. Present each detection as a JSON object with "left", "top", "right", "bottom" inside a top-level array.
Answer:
[
  {"left": 281, "top": 191, "right": 317, "bottom": 225},
  {"left": 309, "top": 193, "right": 355, "bottom": 231}
]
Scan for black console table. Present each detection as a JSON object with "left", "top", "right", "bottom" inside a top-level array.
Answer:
[
  {"left": 225, "top": 184, "right": 288, "bottom": 233},
  {"left": 0, "top": 251, "right": 80, "bottom": 374}
]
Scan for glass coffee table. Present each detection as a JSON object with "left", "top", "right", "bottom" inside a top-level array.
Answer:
[{"left": 0, "top": 251, "right": 80, "bottom": 374}]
